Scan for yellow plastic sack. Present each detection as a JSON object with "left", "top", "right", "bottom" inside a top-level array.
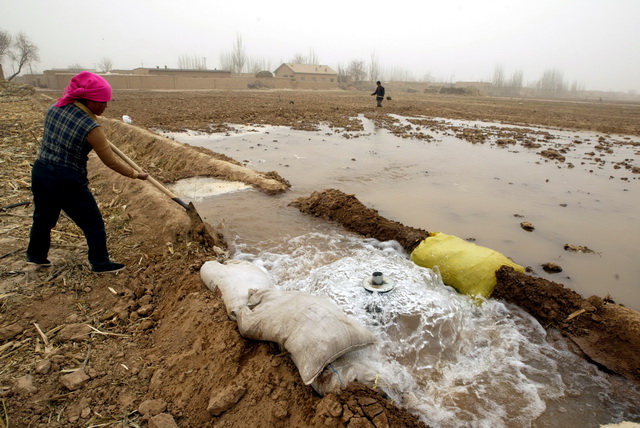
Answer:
[{"left": 410, "top": 232, "right": 524, "bottom": 299}]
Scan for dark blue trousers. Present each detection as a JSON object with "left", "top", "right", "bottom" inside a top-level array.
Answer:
[{"left": 27, "top": 160, "right": 110, "bottom": 266}]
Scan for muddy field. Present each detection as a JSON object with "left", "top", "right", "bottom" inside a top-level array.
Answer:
[
  {"left": 102, "top": 89, "right": 640, "bottom": 137},
  {"left": 1, "top": 83, "right": 640, "bottom": 427}
]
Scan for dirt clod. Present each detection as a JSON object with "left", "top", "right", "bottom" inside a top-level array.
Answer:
[
  {"left": 541, "top": 262, "right": 563, "bottom": 273},
  {"left": 520, "top": 221, "right": 535, "bottom": 231}
]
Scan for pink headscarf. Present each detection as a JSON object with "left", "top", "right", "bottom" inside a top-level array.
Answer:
[{"left": 55, "top": 71, "right": 112, "bottom": 107}]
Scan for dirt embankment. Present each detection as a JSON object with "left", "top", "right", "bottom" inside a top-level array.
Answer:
[
  {"left": 494, "top": 267, "right": 640, "bottom": 384},
  {"left": 99, "top": 118, "right": 291, "bottom": 196},
  {"left": 289, "top": 189, "right": 428, "bottom": 252}
]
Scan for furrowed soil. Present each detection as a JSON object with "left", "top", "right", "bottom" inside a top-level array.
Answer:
[{"left": 1, "top": 83, "right": 640, "bottom": 427}]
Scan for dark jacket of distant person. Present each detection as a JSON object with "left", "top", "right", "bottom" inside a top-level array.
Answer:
[{"left": 371, "top": 81, "right": 385, "bottom": 107}]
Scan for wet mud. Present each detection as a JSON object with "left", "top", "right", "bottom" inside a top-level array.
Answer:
[{"left": 290, "top": 188, "right": 429, "bottom": 252}]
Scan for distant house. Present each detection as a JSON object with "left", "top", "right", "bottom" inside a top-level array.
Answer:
[{"left": 274, "top": 63, "right": 337, "bottom": 83}]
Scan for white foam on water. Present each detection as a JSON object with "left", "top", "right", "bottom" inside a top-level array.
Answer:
[
  {"left": 167, "top": 176, "right": 252, "bottom": 201},
  {"left": 234, "top": 232, "right": 640, "bottom": 428}
]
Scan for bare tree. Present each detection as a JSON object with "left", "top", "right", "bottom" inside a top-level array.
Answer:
[
  {"left": 308, "top": 48, "right": 318, "bottom": 65},
  {"left": 289, "top": 53, "right": 306, "bottom": 64},
  {"left": 0, "top": 29, "right": 10, "bottom": 80},
  {"left": 246, "top": 60, "right": 261, "bottom": 74},
  {"left": 219, "top": 34, "right": 247, "bottom": 73},
  {"left": 336, "top": 63, "right": 349, "bottom": 84},
  {"left": 67, "top": 63, "right": 86, "bottom": 73},
  {"left": 536, "top": 68, "right": 566, "bottom": 97},
  {"left": 96, "top": 57, "right": 113, "bottom": 73},
  {"left": 0, "top": 29, "right": 11, "bottom": 59},
  {"left": 368, "top": 51, "right": 380, "bottom": 83},
  {"left": 570, "top": 80, "right": 584, "bottom": 93},
  {"left": 219, "top": 52, "right": 233, "bottom": 71},
  {"left": 348, "top": 60, "right": 366, "bottom": 83},
  {"left": 247, "top": 57, "right": 272, "bottom": 74},
  {"left": 177, "top": 55, "right": 206, "bottom": 70},
  {"left": 7, "top": 32, "right": 39, "bottom": 81},
  {"left": 507, "top": 69, "right": 524, "bottom": 96},
  {"left": 231, "top": 34, "right": 246, "bottom": 73},
  {"left": 387, "top": 66, "right": 414, "bottom": 82},
  {"left": 491, "top": 64, "right": 506, "bottom": 94},
  {"left": 288, "top": 50, "right": 318, "bottom": 65}
]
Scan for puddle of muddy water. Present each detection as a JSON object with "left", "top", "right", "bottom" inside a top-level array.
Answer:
[
  {"left": 164, "top": 115, "right": 640, "bottom": 311},
  {"left": 162, "top": 117, "right": 640, "bottom": 427},
  {"left": 167, "top": 176, "right": 251, "bottom": 199}
]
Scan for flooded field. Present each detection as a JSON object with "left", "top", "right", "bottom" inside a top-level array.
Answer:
[
  {"left": 163, "top": 114, "right": 640, "bottom": 426},
  {"left": 165, "top": 114, "right": 640, "bottom": 311},
  {"left": 3, "top": 85, "right": 639, "bottom": 427}
]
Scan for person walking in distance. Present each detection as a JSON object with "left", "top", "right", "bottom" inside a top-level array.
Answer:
[
  {"left": 371, "top": 81, "right": 385, "bottom": 107},
  {"left": 26, "top": 71, "right": 149, "bottom": 273}
]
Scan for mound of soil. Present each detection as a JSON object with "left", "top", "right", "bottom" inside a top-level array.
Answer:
[
  {"left": 290, "top": 188, "right": 428, "bottom": 252},
  {"left": 494, "top": 267, "right": 640, "bottom": 383}
]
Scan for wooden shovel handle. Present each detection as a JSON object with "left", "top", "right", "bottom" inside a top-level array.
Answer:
[{"left": 110, "top": 142, "right": 190, "bottom": 210}]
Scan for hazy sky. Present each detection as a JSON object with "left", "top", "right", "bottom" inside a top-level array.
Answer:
[{"left": 2, "top": 0, "right": 639, "bottom": 92}]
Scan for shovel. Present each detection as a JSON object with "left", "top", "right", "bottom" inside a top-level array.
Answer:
[
  {"left": 109, "top": 142, "right": 224, "bottom": 249},
  {"left": 110, "top": 142, "right": 190, "bottom": 209}
]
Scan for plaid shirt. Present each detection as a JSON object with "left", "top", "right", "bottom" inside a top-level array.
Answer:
[{"left": 37, "top": 102, "right": 100, "bottom": 174}]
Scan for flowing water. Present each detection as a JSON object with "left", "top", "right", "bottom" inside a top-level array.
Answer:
[{"left": 164, "top": 115, "right": 640, "bottom": 427}]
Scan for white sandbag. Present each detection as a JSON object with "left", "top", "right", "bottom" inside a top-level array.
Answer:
[
  {"left": 200, "top": 260, "right": 275, "bottom": 320},
  {"left": 310, "top": 349, "right": 378, "bottom": 396},
  {"left": 311, "top": 349, "right": 406, "bottom": 398},
  {"left": 236, "top": 289, "right": 376, "bottom": 385}
]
